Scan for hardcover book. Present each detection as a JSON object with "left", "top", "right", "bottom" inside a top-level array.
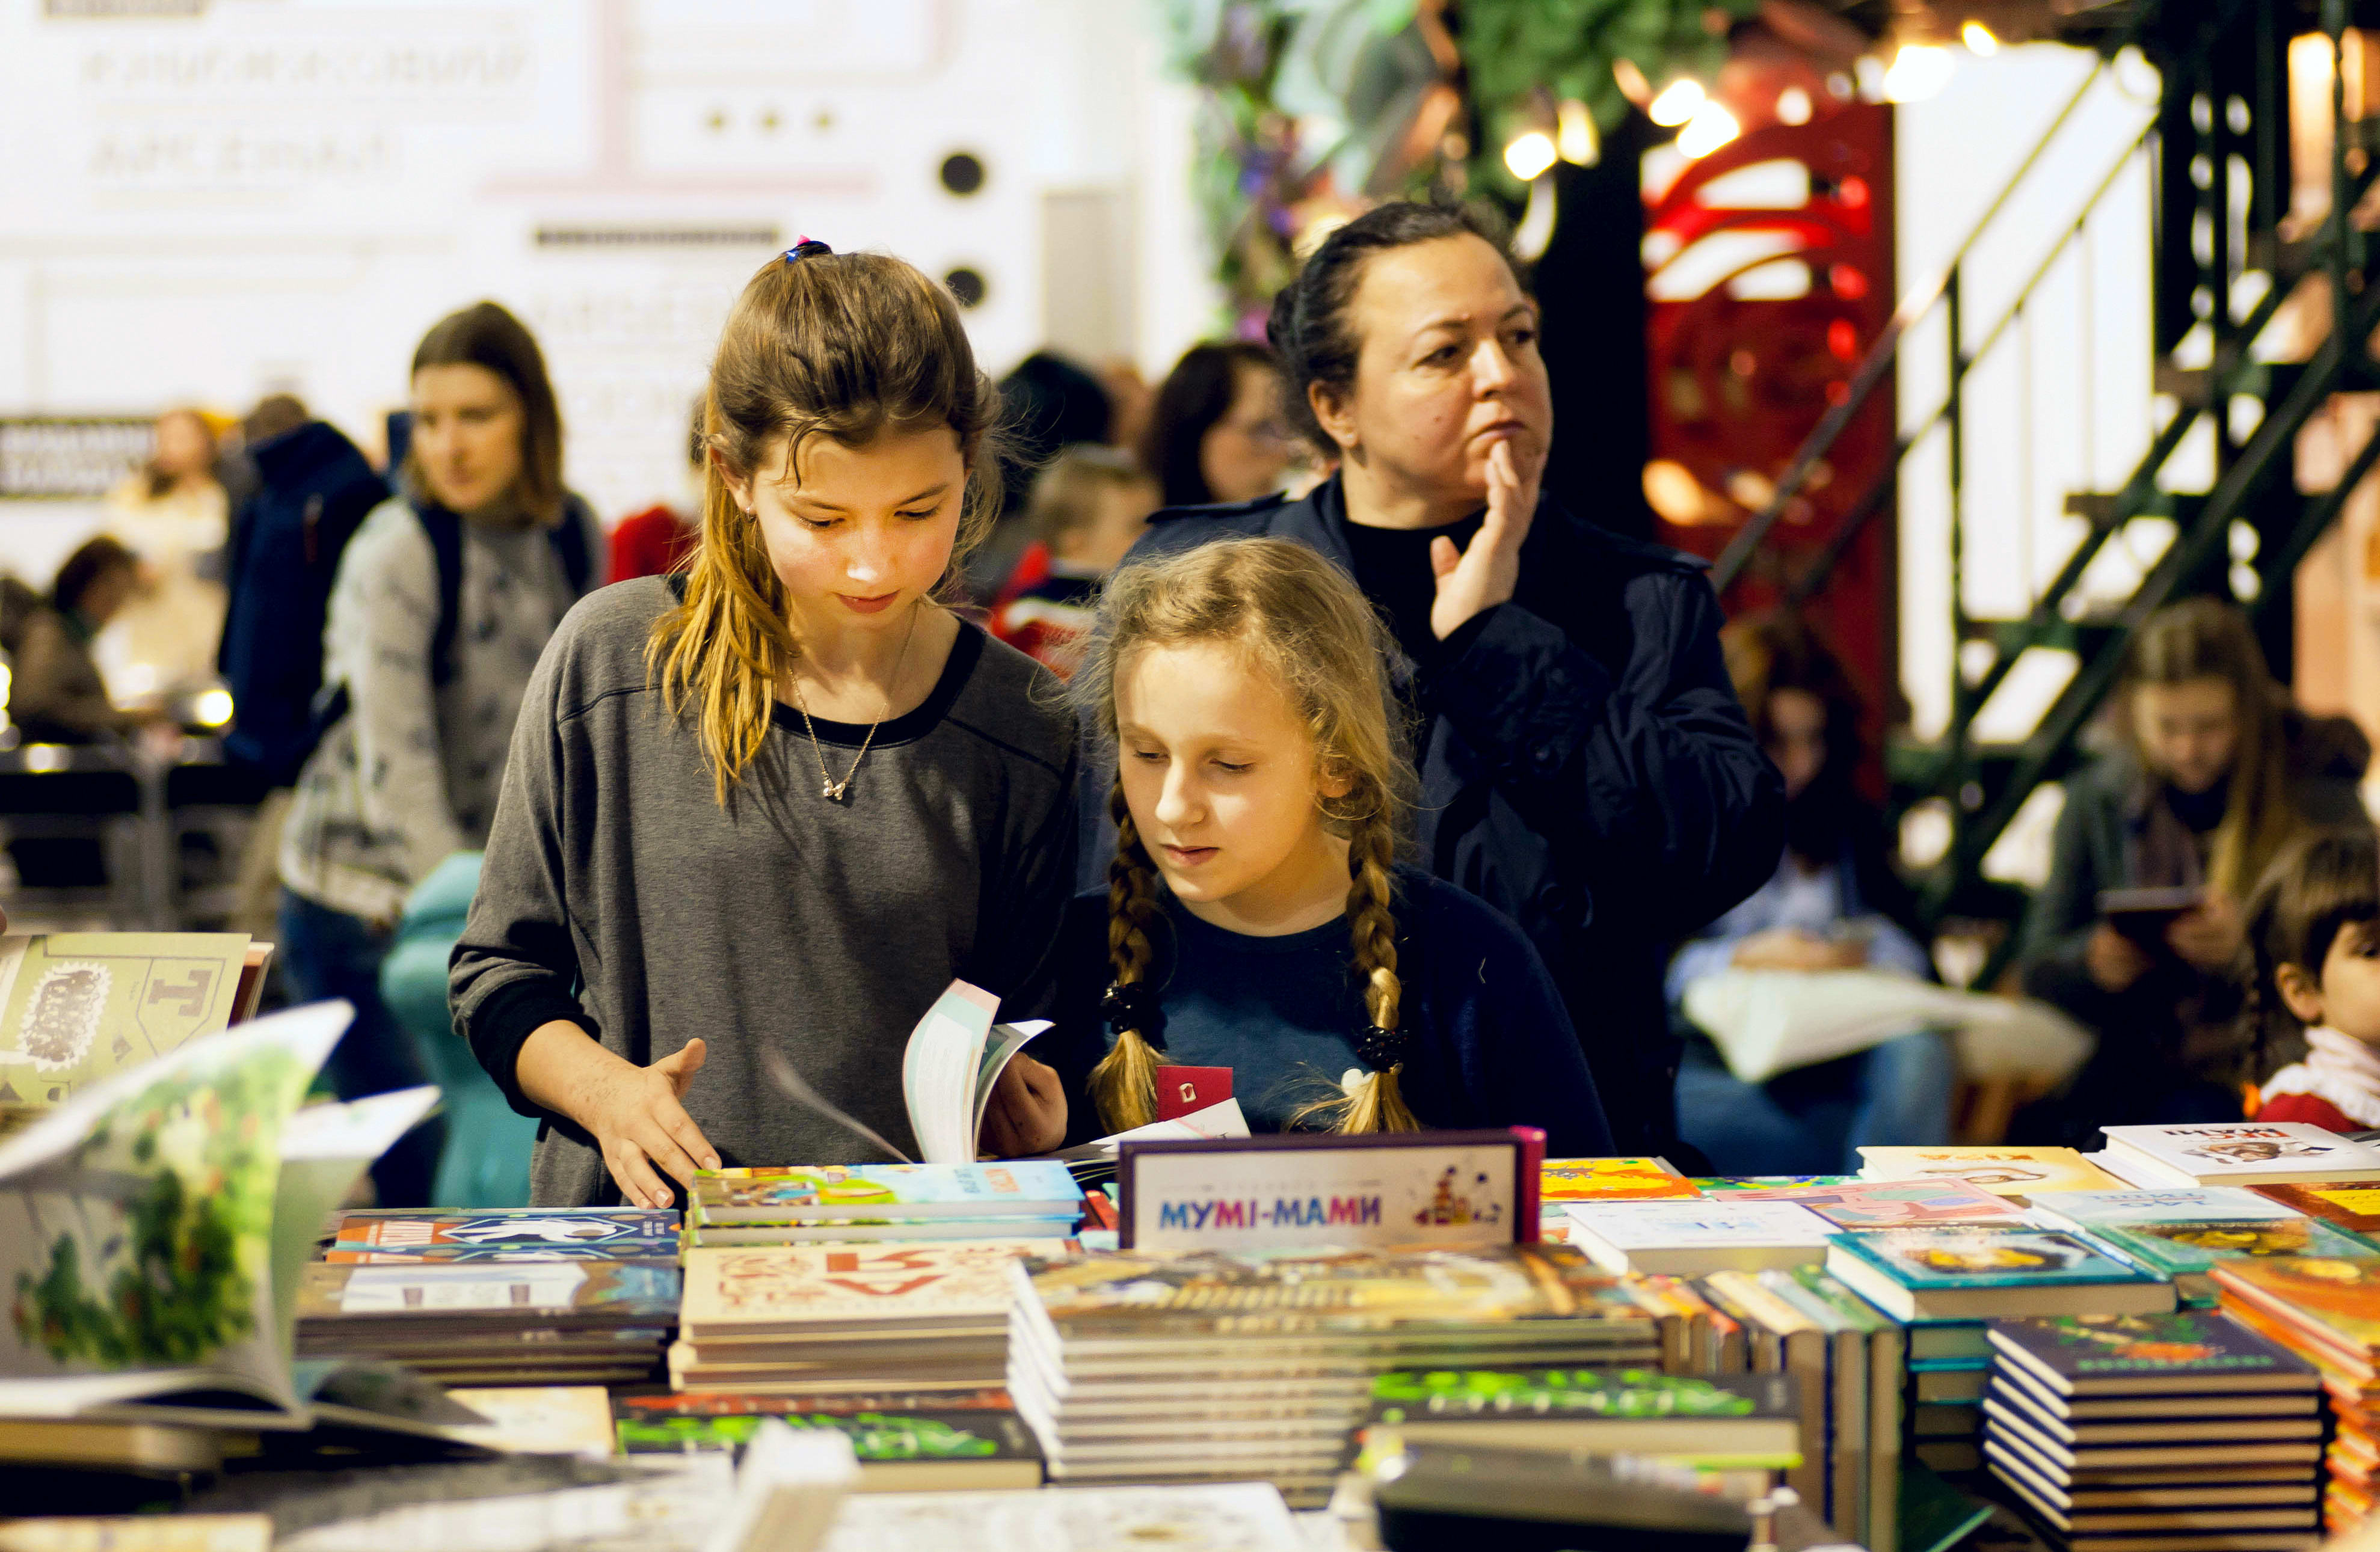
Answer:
[
  {"left": 2086, "top": 1218, "right": 2378, "bottom": 1283},
  {"left": 323, "top": 1242, "right": 682, "bottom": 1265},
  {"left": 1691, "top": 1176, "right": 1859, "bottom": 1192},
  {"left": 692, "top": 1163, "right": 1083, "bottom": 1224},
  {"left": 1987, "top": 1311, "right": 2321, "bottom": 1397},
  {"left": 1539, "top": 1158, "right": 1702, "bottom": 1201},
  {"left": 1824, "top": 1227, "right": 2174, "bottom": 1322},
  {"left": 680, "top": 1242, "right": 1072, "bottom": 1340},
  {"left": 2101, "top": 1123, "right": 2380, "bottom": 1187},
  {"left": 1564, "top": 1200, "right": 1834, "bottom": 1275},
  {"left": 2028, "top": 1189, "right": 2307, "bottom": 1228},
  {"left": 330, "top": 1209, "right": 680, "bottom": 1249},
  {"left": 1360, "top": 1367, "right": 1800, "bottom": 1461},
  {"left": 617, "top": 1397, "right": 1042, "bottom": 1489},
  {"left": 1857, "top": 1147, "right": 2121, "bottom": 1197},
  {"left": 1714, "top": 1178, "right": 2025, "bottom": 1228},
  {"left": 2249, "top": 1182, "right": 2380, "bottom": 1235},
  {"left": 0, "top": 931, "right": 251, "bottom": 1108},
  {"left": 295, "top": 1260, "right": 683, "bottom": 1326},
  {"left": 2211, "top": 1256, "right": 2380, "bottom": 1358}
]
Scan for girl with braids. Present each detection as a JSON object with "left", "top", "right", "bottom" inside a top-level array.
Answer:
[
  {"left": 2238, "top": 830, "right": 2380, "bottom": 1133},
  {"left": 1042, "top": 538, "right": 1611, "bottom": 1152},
  {"left": 452, "top": 243, "right": 1077, "bottom": 1207}
]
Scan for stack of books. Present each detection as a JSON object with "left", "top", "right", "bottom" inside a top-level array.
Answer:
[
  {"left": 2095, "top": 1124, "right": 2380, "bottom": 1192},
  {"left": 1353, "top": 1366, "right": 1800, "bottom": 1475},
  {"left": 1984, "top": 1311, "right": 2323, "bottom": 1550},
  {"left": 320, "top": 1207, "right": 682, "bottom": 1265},
  {"left": 292, "top": 1259, "right": 681, "bottom": 1387},
  {"left": 683, "top": 1163, "right": 1084, "bottom": 1248},
  {"left": 674, "top": 1240, "right": 1071, "bottom": 1394},
  {"left": 1822, "top": 1225, "right": 2176, "bottom": 1323},
  {"left": 2213, "top": 1257, "right": 2380, "bottom": 1535},
  {"left": 1005, "top": 1244, "right": 1661, "bottom": 1505},
  {"left": 2028, "top": 1188, "right": 2373, "bottom": 1306}
]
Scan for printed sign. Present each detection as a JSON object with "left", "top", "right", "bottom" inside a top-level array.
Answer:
[{"left": 1116, "top": 1127, "right": 1542, "bottom": 1252}]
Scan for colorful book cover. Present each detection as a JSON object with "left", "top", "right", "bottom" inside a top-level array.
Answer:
[
  {"left": 2089, "top": 1218, "right": 2379, "bottom": 1280},
  {"left": 2103, "top": 1124, "right": 2380, "bottom": 1183},
  {"left": 1856, "top": 1147, "right": 2121, "bottom": 1197},
  {"left": 1020, "top": 1244, "right": 1646, "bottom": 1336},
  {"left": 1692, "top": 1176, "right": 1859, "bottom": 1192},
  {"left": 1830, "top": 1227, "right": 2161, "bottom": 1291},
  {"left": 331, "top": 1210, "right": 680, "bottom": 1250},
  {"left": 1539, "top": 1158, "right": 1702, "bottom": 1201},
  {"left": 2029, "top": 1189, "right": 2308, "bottom": 1227},
  {"left": 1714, "top": 1178, "right": 2024, "bottom": 1228},
  {"left": 617, "top": 1400, "right": 1036, "bottom": 1464},
  {"left": 0, "top": 932, "right": 250, "bottom": 1106},
  {"left": 1367, "top": 1366, "right": 1794, "bottom": 1423},
  {"left": 295, "top": 1260, "right": 682, "bottom": 1322},
  {"left": 2254, "top": 1183, "right": 2380, "bottom": 1235},
  {"left": 1988, "top": 1311, "right": 2318, "bottom": 1388},
  {"left": 680, "top": 1242, "right": 1070, "bottom": 1332},
  {"left": 2213, "top": 1257, "right": 2380, "bottom": 1351},
  {"left": 323, "top": 1242, "right": 681, "bottom": 1265},
  {"left": 691, "top": 1162, "right": 1083, "bottom": 1221}
]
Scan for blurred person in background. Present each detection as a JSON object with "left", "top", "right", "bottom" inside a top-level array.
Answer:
[
  {"left": 1138, "top": 341, "right": 1296, "bottom": 510},
  {"left": 609, "top": 395, "right": 707, "bottom": 582},
  {"left": 1669, "top": 614, "right": 1952, "bottom": 1173},
  {"left": 100, "top": 406, "right": 231, "bottom": 700},
  {"left": 968, "top": 349, "right": 1115, "bottom": 601},
  {"left": 10, "top": 536, "right": 174, "bottom": 744},
  {"left": 990, "top": 445, "right": 1157, "bottom": 675},
  {"left": 2018, "top": 597, "right": 2370, "bottom": 1140},
  {"left": 278, "top": 301, "right": 603, "bottom": 1206}
]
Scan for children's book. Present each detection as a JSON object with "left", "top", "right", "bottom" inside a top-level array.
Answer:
[
  {"left": 322, "top": 1241, "right": 682, "bottom": 1265},
  {"left": 2083, "top": 1218, "right": 2377, "bottom": 1289},
  {"left": 690, "top": 1162, "right": 1083, "bottom": 1224},
  {"left": 2210, "top": 1256, "right": 2380, "bottom": 1360},
  {"left": 442, "top": 1385, "right": 617, "bottom": 1458},
  {"left": 1692, "top": 1176, "right": 1859, "bottom": 1192},
  {"left": 1823, "top": 1227, "right": 2174, "bottom": 1322},
  {"left": 1564, "top": 1199, "right": 1834, "bottom": 1275},
  {"left": 1359, "top": 1368, "right": 1799, "bottom": 1461},
  {"left": 1857, "top": 1146, "right": 2121, "bottom": 1197},
  {"left": 0, "top": 1001, "right": 458, "bottom": 1428},
  {"left": 2101, "top": 1123, "right": 2380, "bottom": 1188},
  {"left": 686, "top": 1216, "right": 1082, "bottom": 1247},
  {"left": 1987, "top": 1311, "right": 2322, "bottom": 1397},
  {"left": 617, "top": 1396, "right": 1042, "bottom": 1489},
  {"left": 679, "top": 1241, "right": 1074, "bottom": 1340},
  {"left": 1539, "top": 1158, "right": 1702, "bottom": 1201},
  {"left": 330, "top": 1208, "right": 680, "bottom": 1248},
  {"left": 817, "top": 1481, "right": 1305, "bottom": 1552},
  {"left": 2250, "top": 1181, "right": 2380, "bottom": 1233},
  {"left": 1715, "top": 1178, "right": 2025, "bottom": 1228},
  {"left": 2028, "top": 1188, "right": 2309, "bottom": 1229},
  {"left": 0, "top": 931, "right": 251, "bottom": 1106}
]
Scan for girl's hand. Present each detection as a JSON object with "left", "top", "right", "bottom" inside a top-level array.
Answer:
[
  {"left": 521, "top": 1023, "right": 721, "bottom": 1209},
  {"left": 979, "top": 1052, "right": 1066, "bottom": 1158},
  {"left": 2166, "top": 891, "right": 2244, "bottom": 971},
  {"left": 1429, "top": 438, "right": 1540, "bottom": 640}
]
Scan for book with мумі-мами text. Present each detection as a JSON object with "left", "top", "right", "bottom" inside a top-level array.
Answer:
[{"left": 1821, "top": 1225, "right": 2175, "bottom": 1321}]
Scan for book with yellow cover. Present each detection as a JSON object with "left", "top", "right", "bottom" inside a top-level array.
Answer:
[
  {"left": 1857, "top": 1147, "right": 2121, "bottom": 1198},
  {"left": 0, "top": 931, "right": 250, "bottom": 1106},
  {"left": 2254, "top": 1182, "right": 2380, "bottom": 1235},
  {"left": 1540, "top": 1158, "right": 1702, "bottom": 1202}
]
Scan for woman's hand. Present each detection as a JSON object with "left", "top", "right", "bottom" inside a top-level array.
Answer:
[
  {"left": 1732, "top": 928, "right": 1866, "bottom": 972},
  {"left": 517, "top": 1022, "right": 719, "bottom": 1208},
  {"left": 978, "top": 1052, "right": 1066, "bottom": 1158},
  {"left": 2086, "top": 924, "right": 2155, "bottom": 992},
  {"left": 1430, "top": 439, "right": 1540, "bottom": 640},
  {"left": 2166, "top": 891, "right": 2245, "bottom": 971}
]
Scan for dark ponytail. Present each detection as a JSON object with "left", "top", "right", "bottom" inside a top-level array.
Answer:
[{"left": 1264, "top": 201, "right": 1514, "bottom": 454}]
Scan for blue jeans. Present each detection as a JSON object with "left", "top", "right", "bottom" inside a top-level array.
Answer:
[
  {"left": 277, "top": 888, "right": 448, "bottom": 1207},
  {"left": 1677, "top": 1030, "right": 1956, "bottom": 1176}
]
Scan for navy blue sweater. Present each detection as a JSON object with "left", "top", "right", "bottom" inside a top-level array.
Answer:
[{"left": 1042, "top": 864, "right": 1614, "bottom": 1158}]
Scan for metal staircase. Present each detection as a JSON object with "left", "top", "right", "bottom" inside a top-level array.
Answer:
[{"left": 1712, "top": 0, "right": 2380, "bottom": 972}]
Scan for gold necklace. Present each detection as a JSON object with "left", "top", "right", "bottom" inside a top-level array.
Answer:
[{"left": 789, "top": 603, "right": 921, "bottom": 802}]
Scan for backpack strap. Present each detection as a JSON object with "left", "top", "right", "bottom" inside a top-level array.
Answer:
[
  {"left": 549, "top": 497, "right": 593, "bottom": 597},
  {"left": 413, "top": 501, "right": 466, "bottom": 689}
]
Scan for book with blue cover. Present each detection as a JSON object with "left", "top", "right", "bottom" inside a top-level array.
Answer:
[
  {"left": 692, "top": 1162, "right": 1084, "bottom": 1223},
  {"left": 1824, "top": 1227, "right": 2174, "bottom": 1321}
]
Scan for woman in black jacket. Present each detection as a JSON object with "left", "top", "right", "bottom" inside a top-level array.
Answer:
[{"left": 1115, "top": 201, "right": 1784, "bottom": 1156}]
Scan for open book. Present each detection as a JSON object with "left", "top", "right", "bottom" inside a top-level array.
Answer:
[
  {"left": 769, "top": 980, "right": 1048, "bottom": 1166},
  {"left": 0, "top": 999, "right": 452, "bottom": 1430}
]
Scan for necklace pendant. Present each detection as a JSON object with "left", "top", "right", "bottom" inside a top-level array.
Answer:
[{"left": 822, "top": 779, "right": 847, "bottom": 802}]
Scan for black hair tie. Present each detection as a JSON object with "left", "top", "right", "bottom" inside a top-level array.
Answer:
[
  {"left": 1101, "top": 981, "right": 1163, "bottom": 1043},
  {"left": 1355, "top": 1024, "right": 1409, "bottom": 1072},
  {"left": 783, "top": 237, "right": 832, "bottom": 263}
]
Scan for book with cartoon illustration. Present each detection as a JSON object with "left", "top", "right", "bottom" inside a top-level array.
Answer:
[
  {"left": 2101, "top": 1123, "right": 2380, "bottom": 1188},
  {"left": 0, "top": 1001, "right": 454, "bottom": 1426},
  {"left": 2084, "top": 1217, "right": 2379, "bottom": 1287},
  {"left": 690, "top": 1162, "right": 1083, "bottom": 1224},
  {"left": 1822, "top": 1227, "right": 2173, "bottom": 1321},
  {"left": 1987, "top": 1312, "right": 2320, "bottom": 1397},
  {"left": 1712, "top": 1178, "right": 2026, "bottom": 1228},
  {"left": 330, "top": 1208, "right": 680, "bottom": 1248},
  {"left": 679, "top": 1241, "right": 1074, "bottom": 1341},
  {"left": 0, "top": 931, "right": 251, "bottom": 1108},
  {"left": 1856, "top": 1146, "right": 2122, "bottom": 1197},
  {"left": 1539, "top": 1158, "right": 1702, "bottom": 1202}
]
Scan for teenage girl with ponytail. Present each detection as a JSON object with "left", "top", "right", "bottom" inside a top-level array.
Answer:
[{"left": 1043, "top": 537, "right": 1611, "bottom": 1152}]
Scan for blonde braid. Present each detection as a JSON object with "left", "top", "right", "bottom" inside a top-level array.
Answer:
[
  {"left": 1337, "top": 799, "right": 1418, "bottom": 1133},
  {"left": 1087, "top": 780, "right": 1166, "bottom": 1131}
]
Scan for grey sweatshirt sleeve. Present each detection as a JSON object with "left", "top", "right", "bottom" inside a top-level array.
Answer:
[{"left": 449, "top": 622, "right": 594, "bottom": 1118}]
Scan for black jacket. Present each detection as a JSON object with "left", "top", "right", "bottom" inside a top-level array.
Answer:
[{"left": 1110, "top": 477, "right": 1786, "bottom": 1155}]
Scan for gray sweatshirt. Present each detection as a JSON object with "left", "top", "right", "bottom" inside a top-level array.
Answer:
[{"left": 449, "top": 578, "right": 1080, "bottom": 1207}]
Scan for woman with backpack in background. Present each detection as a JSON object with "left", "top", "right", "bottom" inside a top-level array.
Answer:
[{"left": 280, "top": 301, "right": 605, "bottom": 1206}]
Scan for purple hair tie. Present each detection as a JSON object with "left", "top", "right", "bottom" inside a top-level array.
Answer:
[{"left": 783, "top": 237, "right": 832, "bottom": 263}]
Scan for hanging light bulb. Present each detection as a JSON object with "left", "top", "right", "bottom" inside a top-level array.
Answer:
[
  {"left": 1961, "top": 20, "right": 1999, "bottom": 55},
  {"left": 1676, "top": 100, "right": 1741, "bottom": 159},
  {"left": 1648, "top": 79, "right": 1707, "bottom": 127},
  {"left": 1556, "top": 99, "right": 1599, "bottom": 165},
  {"left": 1881, "top": 44, "right": 1957, "bottom": 102},
  {"left": 1502, "top": 129, "right": 1558, "bottom": 182}
]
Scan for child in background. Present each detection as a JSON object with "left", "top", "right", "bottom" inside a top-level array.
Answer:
[
  {"left": 990, "top": 446, "right": 1156, "bottom": 676},
  {"left": 1039, "top": 536, "right": 1613, "bottom": 1155},
  {"left": 2243, "top": 829, "right": 2380, "bottom": 1131},
  {"left": 607, "top": 396, "right": 707, "bottom": 582}
]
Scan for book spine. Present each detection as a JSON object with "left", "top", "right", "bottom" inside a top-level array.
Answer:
[{"left": 1514, "top": 1126, "right": 1543, "bottom": 1244}]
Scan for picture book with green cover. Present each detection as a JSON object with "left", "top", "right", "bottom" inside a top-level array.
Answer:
[
  {"left": 1359, "top": 1367, "right": 1800, "bottom": 1462},
  {"left": 2088, "top": 1218, "right": 2378, "bottom": 1282},
  {"left": 617, "top": 1397, "right": 1039, "bottom": 1479},
  {"left": 1987, "top": 1311, "right": 2320, "bottom": 1397},
  {"left": 1824, "top": 1227, "right": 2174, "bottom": 1321}
]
